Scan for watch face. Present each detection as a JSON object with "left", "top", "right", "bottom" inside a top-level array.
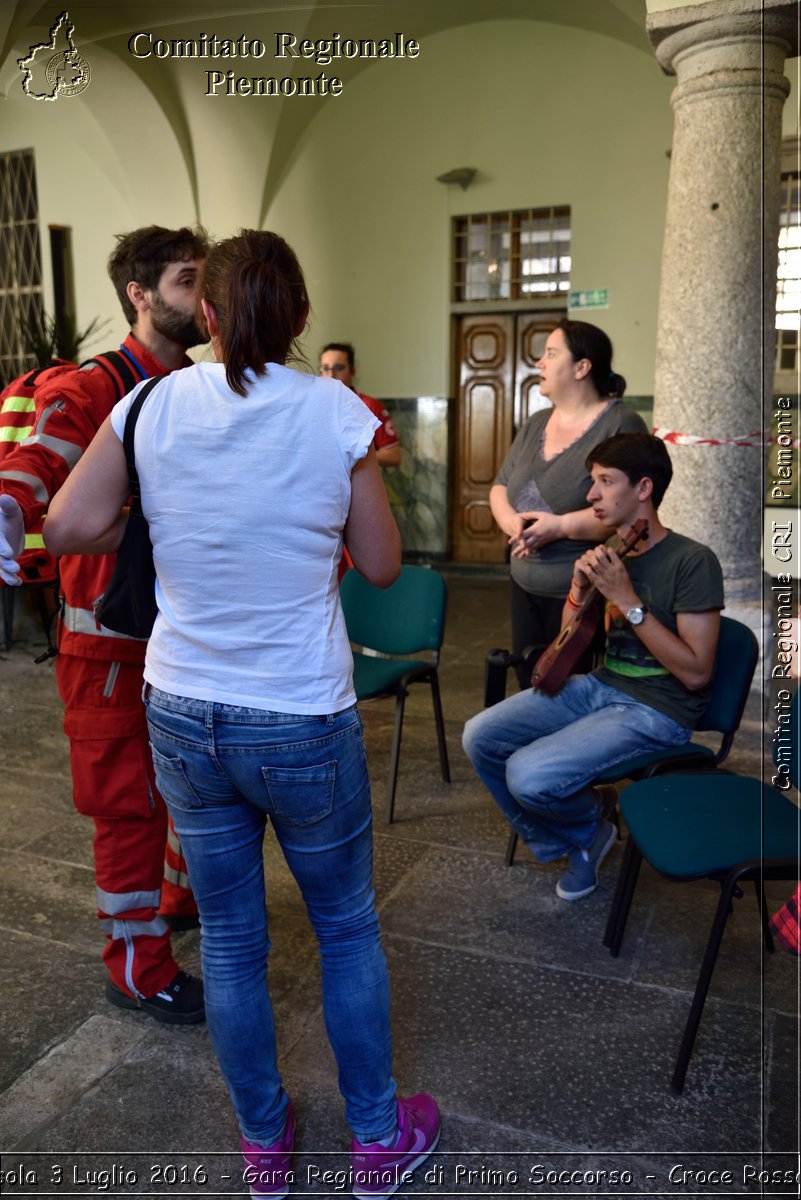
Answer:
[{"left": 628, "top": 607, "right": 645, "bottom": 626}]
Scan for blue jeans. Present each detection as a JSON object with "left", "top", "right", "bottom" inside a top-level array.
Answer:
[
  {"left": 144, "top": 688, "right": 397, "bottom": 1146},
  {"left": 462, "top": 674, "right": 691, "bottom": 861}
]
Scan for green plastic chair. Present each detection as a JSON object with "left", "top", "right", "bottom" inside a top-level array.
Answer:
[
  {"left": 505, "top": 615, "right": 759, "bottom": 865},
  {"left": 603, "top": 689, "right": 800, "bottom": 1093},
  {"left": 340, "top": 565, "right": 450, "bottom": 823}
]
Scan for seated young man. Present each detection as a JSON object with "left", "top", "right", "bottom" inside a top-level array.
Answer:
[{"left": 463, "top": 432, "right": 724, "bottom": 901}]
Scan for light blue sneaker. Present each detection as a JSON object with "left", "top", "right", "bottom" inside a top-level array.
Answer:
[{"left": 555, "top": 820, "right": 617, "bottom": 901}]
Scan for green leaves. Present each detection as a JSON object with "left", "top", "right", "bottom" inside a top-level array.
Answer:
[{"left": 19, "top": 308, "right": 111, "bottom": 366}]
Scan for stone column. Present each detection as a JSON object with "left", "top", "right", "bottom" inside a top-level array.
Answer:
[{"left": 647, "top": 0, "right": 798, "bottom": 600}]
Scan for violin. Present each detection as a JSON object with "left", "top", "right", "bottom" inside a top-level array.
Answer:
[{"left": 530, "top": 519, "right": 650, "bottom": 695}]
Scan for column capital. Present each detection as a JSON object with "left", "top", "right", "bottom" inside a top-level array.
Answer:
[{"left": 647, "top": 0, "right": 799, "bottom": 75}]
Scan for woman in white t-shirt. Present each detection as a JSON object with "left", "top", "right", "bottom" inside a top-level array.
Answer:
[{"left": 46, "top": 230, "right": 440, "bottom": 1198}]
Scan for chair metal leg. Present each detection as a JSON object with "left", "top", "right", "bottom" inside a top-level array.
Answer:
[
  {"left": 484, "top": 648, "right": 514, "bottom": 708},
  {"left": 595, "top": 783, "right": 620, "bottom": 832},
  {"left": 505, "top": 830, "right": 519, "bottom": 866},
  {"left": 429, "top": 671, "right": 450, "bottom": 783},
  {"left": 603, "top": 845, "right": 629, "bottom": 949},
  {"left": 2, "top": 587, "right": 15, "bottom": 650},
  {"left": 671, "top": 868, "right": 742, "bottom": 1093},
  {"left": 754, "top": 878, "right": 776, "bottom": 953},
  {"left": 385, "top": 686, "right": 407, "bottom": 824},
  {"left": 604, "top": 838, "right": 643, "bottom": 956}
]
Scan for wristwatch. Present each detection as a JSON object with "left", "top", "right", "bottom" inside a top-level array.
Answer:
[{"left": 625, "top": 605, "right": 648, "bottom": 627}]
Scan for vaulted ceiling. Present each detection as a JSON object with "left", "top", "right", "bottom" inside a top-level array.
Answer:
[{"left": 1, "top": 1, "right": 653, "bottom": 220}]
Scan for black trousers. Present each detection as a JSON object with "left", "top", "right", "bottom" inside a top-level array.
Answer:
[{"left": 510, "top": 579, "right": 600, "bottom": 691}]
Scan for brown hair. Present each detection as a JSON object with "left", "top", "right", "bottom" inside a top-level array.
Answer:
[
  {"left": 202, "top": 230, "right": 309, "bottom": 396},
  {"left": 320, "top": 341, "right": 355, "bottom": 368},
  {"left": 586, "top": 433, "right": 673, "bottom": 507},
  {"left": 108, "top": 225, "right": 210, "bottom": 325}
]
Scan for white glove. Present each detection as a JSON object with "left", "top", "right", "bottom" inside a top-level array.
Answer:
[{"left": 0, "top": 494, "right": 25, "bottom": 587}]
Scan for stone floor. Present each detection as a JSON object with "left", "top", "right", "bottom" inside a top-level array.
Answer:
[{"left": 0, "top": 573, "right": 798, "bottom": 1199}]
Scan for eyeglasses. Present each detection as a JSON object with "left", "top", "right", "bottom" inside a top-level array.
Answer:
[{"left": 320, "top": 363, "right": 349, "bottom": 375}]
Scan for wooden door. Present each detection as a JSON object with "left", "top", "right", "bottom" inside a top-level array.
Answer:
[
  {"left": 451, "top": 315, "right": 514, "bottom": 563},
  {"left": 514, "top": 313, "right": 558, "bottom": 430},
  {"left": 452, "top": 311, "right": 564, "bottom": 563}
]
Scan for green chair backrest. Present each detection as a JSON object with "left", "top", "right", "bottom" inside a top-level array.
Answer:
[
  {"left": 696, "top": 616, "right": 759, "bottom": 735},
  {"left": 340, "top": 565, "right": 447, "bottom": 656}
]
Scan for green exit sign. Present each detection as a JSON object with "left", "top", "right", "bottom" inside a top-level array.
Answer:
[{"left": 568, "top": 289, "right": 609, "bottom": 310}]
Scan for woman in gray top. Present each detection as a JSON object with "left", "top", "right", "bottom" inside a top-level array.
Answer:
[{"left": 491, "top": 319, "right": 646, "bottom": 687}]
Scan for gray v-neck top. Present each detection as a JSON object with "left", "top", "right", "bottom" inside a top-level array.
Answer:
[{"left": 495, "top": 400, "right": 647, "bottom": 597}]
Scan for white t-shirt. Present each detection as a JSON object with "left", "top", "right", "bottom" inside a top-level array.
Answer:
[{"left": 110, "top": 361, "right": 379, "bottom": 714}]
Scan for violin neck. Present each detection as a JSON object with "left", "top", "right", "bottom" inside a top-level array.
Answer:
[
  {"left": 573, "top": 586, "right": 600, "bottom": 620},
  {"left": 571, "top": 523, "right": 648, "bottom": 619}
]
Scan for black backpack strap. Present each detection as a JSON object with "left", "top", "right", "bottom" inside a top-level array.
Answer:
[
  {"left": 22, "top": 364, "right": 54, "bottom": 388},
  {"left": 85, "top": 349, "right": 143, "bottom": 399},
  {"left": 122, "top": 376, "right": 163, "bottom": 515}
]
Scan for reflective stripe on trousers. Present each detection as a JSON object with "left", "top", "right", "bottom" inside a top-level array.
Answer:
[
  {"left": 96, "top": 885, "right": 161, "bottom": 914},
  {"left": 96, "top": 887, "right": 170, "bottom": 997}
]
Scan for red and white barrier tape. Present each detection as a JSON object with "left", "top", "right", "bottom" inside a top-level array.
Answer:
[{"left": 653, "top": 428, "right": 800, "bottom": 449}]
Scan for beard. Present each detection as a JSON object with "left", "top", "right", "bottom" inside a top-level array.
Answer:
[{"left": 149, "top": 292, "right": 209, "bottom": 350}]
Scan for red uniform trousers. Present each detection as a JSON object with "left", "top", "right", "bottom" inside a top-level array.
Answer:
[{"left": 56, "top": 653, "right": 191, "bottom": 997}]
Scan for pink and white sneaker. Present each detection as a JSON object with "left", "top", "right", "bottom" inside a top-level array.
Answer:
[
  {"left": 241, "top": 1102, "right": 295, "bottom": 1198},
  {"left": 351, "top": 1094, "right": 441, "bottom": 1198}
]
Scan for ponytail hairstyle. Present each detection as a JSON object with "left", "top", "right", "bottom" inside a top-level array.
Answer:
[
  {"left": 557, "top": 318, "right": 626, "bottom": 399},
  {"left": 201, "top": 229, "right": 309, "bottom": 396}
]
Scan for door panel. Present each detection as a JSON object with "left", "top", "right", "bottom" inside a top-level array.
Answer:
[
  {"left": 452, "top": 315, "right": 513, "bottom": 562},
  {"left": 514, "top": 314, "right": 557, "bottom": 431},
  {"left": 452, "top": 310, "right": 564, "bottom": 563}
]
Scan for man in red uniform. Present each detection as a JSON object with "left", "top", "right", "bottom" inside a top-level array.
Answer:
[
  {"left": 0, "top": 225, "right": 209, "bottom": 1023},
  {"left": 0, "top": 359, "right": 83, "bottom": 598},
  {"left": 319, "top": 342, "right": 401, "bottom": 468}
]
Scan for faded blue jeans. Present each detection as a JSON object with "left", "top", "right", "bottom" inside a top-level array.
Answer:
[
  {"left": 144, "top": 687, "right": 397, "bottom": 1146},
  {"left": 462, "top": 673, "right": 691, "bottom": 861}
]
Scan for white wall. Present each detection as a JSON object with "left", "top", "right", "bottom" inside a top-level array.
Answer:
[
  {"left": 267, "top": 19, "right": 675, "bottom": 397},
  {"left": 0, "top": 45, "right": 197, "bottom": 341}
]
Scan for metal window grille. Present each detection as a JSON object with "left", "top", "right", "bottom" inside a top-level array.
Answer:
[
  {"left": 775, "top": 171, "right": 800, "bottom": 378},
  {"left": 0, "top": 149, "right": 44, "bottom": 386},
  {"left": 452, "top": 207, "right": 571, "bottom": 303}
]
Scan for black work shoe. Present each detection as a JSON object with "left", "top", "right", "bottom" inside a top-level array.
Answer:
[
  {"left": 160, "top": 912, "right": 201, "bottom": 932},
  {"left": 105, "top": 970, "right": 205, "bottom": 1025}
]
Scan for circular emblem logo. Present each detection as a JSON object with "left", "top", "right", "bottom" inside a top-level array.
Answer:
[{"left": 45, "top": 50, "right": 90, "bottom": 97}]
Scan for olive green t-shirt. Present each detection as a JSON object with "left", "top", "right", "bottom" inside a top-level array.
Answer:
[{"left": 593, "top": 530, "right": 725, "bottom": 728}]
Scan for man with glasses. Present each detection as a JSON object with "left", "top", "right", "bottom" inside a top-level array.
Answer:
[{"left": 319, "top": 342, "right": 401, "bottom": 468}]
